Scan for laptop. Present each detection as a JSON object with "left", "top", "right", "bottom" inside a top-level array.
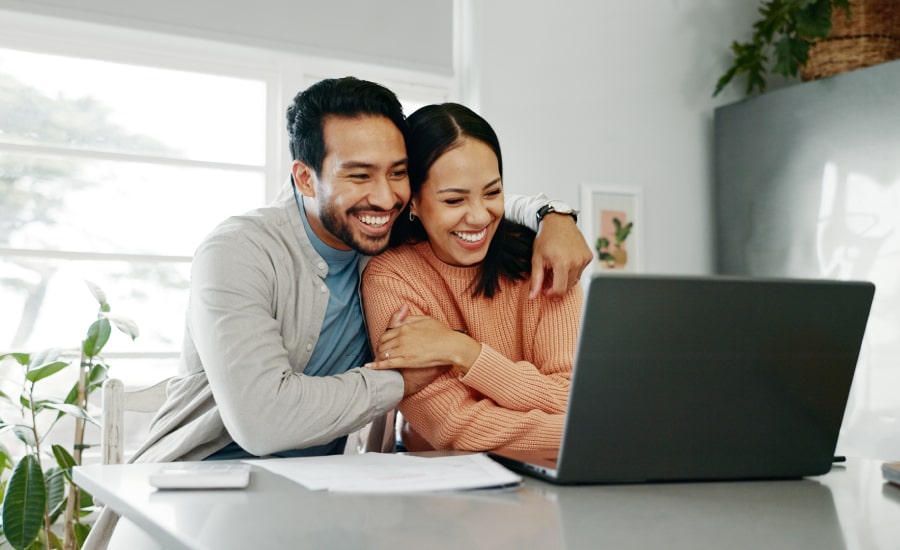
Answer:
[{"left": 490, "top": 274, "right": 875, "bottom": 484}]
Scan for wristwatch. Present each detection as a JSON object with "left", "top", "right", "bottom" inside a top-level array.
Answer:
[{"left": 536, "top": 201, "right": 578, "bottom": 223}]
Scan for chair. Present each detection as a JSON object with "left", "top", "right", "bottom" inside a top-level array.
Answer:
[
  {"left": 100, "top": 377, "right": 172, "bottom": 465},
  {"left": 96, "top": 378, "right": 172, "bottom": 550}
]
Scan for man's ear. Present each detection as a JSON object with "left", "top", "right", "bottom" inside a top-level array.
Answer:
[{"left": 292, "top": 160, "right": 316, "bottom": 198}]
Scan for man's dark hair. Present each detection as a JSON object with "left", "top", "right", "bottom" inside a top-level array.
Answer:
[
  {"left": 389, "top": 103, "right": 534, "bottom": 299},
  {"left": 285, "top": 77, "right": 407, "bottom": 175}
]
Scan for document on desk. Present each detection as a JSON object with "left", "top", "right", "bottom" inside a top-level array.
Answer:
[{"left": 245, "top": 452, "right": 522, "bottom": 493}]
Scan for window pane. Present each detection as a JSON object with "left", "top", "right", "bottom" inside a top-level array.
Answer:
[
  {"left": 1, "top": 257, "right": 190, "bottom": 353},
  {"left": 0, "top": 152, "right": 264, "bottom": 256},
  {"left": 0, "top": 48, "right": 266, "bottom": 166}
]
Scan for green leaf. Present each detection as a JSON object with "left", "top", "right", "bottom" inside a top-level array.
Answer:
[
  {"left": 0, "top": 386, "right": 13, "bottom": 404},
  {"left": 13, "top": 426, "right": 36, "bottom": 448},
  {"left": 0, "top": 353, "right": 31, "bottom": 366},
  {"left": 1, "top": 455, "right": 47, "bottom": 550},
  {"left": 795, "top": 0, "right": 833, "bottom": 39},
  {"left": 84, "top": 280, "right": 108, "bottom": 308},
  {"left": 87, "top": 363, "right": 110, "bottom": 393},
  {"left": 44, "top": 466, "right": 66, "bottom": 524},
  {"left": 42, "top": 403, "right": 97, "bottom": 426},
  {"left": 713, "top": 65, "right": 738, "bottom": 96},
  {"left": 25, "top": 361, "right": 69, "bottom": 383},
  {"left": 51, "top": 445, "right": 77, "bottom": 474},
  {"left": 78, "top": 487, "right": 94, "bottom": 510},
  {"left": 82, "top": 318, "right": 111, "bottom": 358},
  {"left": 0, "top": 445, "right": 14, "bottom": 470},
  {"left": 62, "top": 381, "right": 80, "bottom": 405},
  {"left": 73, "top": 522, "right": 91, "bottom": 546},
  {"left": 773, "top": 36, "right": 810, "bottom": 77},
  {"left": 107, "top": 314, "right": 140, "bottom": 340},
  {"left": 28, "top": 349, "right": 61, "bottom": 370}
]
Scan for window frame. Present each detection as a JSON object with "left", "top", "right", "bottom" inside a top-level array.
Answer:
[{"left": 0, "top": 8, "right": 455, "bottom": 366}]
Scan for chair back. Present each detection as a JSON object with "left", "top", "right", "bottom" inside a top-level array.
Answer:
[{"left": 101, "top": 377, "right": 171, "bottom": 465}]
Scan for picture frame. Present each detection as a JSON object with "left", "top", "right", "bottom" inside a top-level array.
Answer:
[{"left": 579, "top": 183, "right": 644, "bottom": 274}]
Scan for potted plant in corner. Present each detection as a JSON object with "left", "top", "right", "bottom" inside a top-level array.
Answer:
[
  {"left": 0, "top": 282, "right": 138, "bottom": 550},
  {"left": 715, "top": 0, "right": 900, "bottom": 97},
  {"left": 714, "top": 0, "right": 852, "bottom": 96}
]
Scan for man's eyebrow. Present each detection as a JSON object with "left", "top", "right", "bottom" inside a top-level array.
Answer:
[
  {"left": 436, "top": 177, "right": 502, "bottom": 194},
  {"left": 338, "top": 158, "right": 408, "bottom": 170}
]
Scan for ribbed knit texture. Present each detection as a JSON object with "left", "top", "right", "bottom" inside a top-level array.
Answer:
[{"left": 362, "top": 241, "right": 582, "bottom": 452}]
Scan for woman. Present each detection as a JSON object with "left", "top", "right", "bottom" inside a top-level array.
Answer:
[{"left": 361, "top": 103, "right": 582, "bottom": 452}]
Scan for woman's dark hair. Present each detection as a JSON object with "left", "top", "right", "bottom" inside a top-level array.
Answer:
[
  {"left": 285, "top": 77, "right": 407, "bottom": 175},
  {"left": 389, "top": 103, "right": 535, "bottom": 298}
]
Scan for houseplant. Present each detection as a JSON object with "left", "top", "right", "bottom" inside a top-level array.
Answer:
[
  {"left": 714, "top": 0, "right": 851, "bottom": 96},
  {"left": 0, "top": 282, "right": 138, "bottom": 550}
]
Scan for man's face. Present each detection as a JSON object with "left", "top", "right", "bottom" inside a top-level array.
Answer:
[{"left": 300, "top": 116, "right": 410, "bottom": 255}]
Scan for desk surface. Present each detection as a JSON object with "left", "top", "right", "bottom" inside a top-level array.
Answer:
[{"left": 74, "top": 456, "right": 900, "bottom": 550}]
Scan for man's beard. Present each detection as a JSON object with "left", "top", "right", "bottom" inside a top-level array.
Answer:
[{"left": 319, "top": 202, "right": 393, "bottom": 256}]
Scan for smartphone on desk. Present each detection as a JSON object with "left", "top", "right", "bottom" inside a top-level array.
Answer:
[
  {"left": 149, "top": 463, "right": 251, "bottom": 490},
  {"left": 882, "top": 462, "right": 900, "bottom": 487}
]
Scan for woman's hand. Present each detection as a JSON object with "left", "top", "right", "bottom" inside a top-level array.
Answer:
[{"left": 364, "top": 312, "right": 481, "bottom": 373}]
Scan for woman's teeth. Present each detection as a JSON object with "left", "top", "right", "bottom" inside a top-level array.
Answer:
[{"left": 453, "top": 228, "right": 486, "bottom": 242}]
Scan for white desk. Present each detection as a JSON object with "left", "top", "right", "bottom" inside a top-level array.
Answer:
[{"left": 73, "top": 457, "right": 900, "bottom": 550}]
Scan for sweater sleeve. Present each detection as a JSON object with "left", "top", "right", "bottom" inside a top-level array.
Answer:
[
  {"left": 400, "top": 372, "right": 565, "bottom": 451},
  {"left": 362, "top": 254, "right": 581, "bottom": 452},
  {"left": 459, "top": 285, "right": 580, "bottom": 414}
]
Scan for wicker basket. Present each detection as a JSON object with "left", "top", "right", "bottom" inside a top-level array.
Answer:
[{"left": 801, "top": 0, "right": 900, "bottom": 81}]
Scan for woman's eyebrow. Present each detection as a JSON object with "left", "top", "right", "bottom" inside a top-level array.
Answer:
[{"left": 436, "top": 177, "right": 502, "bottom": 194}]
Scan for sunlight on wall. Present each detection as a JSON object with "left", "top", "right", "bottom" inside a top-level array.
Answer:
[{"left": 817, "top": 161, "right": 900, "bottom": 457}]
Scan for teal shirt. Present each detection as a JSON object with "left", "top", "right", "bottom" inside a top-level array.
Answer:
[
  {"left": 206, "top": 189, "right": 373, "bottom": 460},
  {"left": 296, "top": 195, "right": 373, "bottom": 376}
]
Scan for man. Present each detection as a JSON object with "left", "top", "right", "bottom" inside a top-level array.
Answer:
[{"left": 84, "top": 76, "right": 590, "bottom": 547}]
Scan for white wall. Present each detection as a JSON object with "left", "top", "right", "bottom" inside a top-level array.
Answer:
[
  {"left": 0, "top": 0, "right": 454, "bottom": 75},
  {"left": 462, "top": 0, "right": 757, "bottom": 275}
]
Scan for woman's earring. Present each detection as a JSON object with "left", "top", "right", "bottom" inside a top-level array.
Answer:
[{"left": 409, "top": 211, "right": 416, "bottom": 222}]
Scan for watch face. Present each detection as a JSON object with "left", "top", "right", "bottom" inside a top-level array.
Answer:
[{"left": 538, "top": 204, "right": 577, "bottom": 222}]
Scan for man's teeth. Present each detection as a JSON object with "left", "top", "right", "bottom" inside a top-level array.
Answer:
[
  {"left": 358, "top": 214, "right": 390, "bottom": 226},
  {"left": 454, "top": 229, "right": 486, "bottom": 243}
]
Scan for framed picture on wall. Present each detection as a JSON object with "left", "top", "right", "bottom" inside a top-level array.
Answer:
[{"left": 579, "top": 183, "right": 643, "bottom": 273}]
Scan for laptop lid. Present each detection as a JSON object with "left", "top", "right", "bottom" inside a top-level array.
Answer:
[{"left": 493, "top": 274, "right": 875, "bottom": 484}]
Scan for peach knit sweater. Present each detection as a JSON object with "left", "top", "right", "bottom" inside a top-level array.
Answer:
[{"left": 362, "top": 241, "right": 583, "bottom": 452}]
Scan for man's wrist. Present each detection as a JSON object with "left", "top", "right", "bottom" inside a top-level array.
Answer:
[{"left": 536, "top": 200, "right": 578, "bottom": 224}]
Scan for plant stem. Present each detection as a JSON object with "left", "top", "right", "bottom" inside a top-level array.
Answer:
[
  {"left": 26, "top": 380, "right": 52, "bottom": 550},
  {"left": 63, "top": 346, "right": 89, "bottom": 550}
]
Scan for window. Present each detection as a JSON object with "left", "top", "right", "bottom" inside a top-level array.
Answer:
[
  {"left": 0, "top": 11, "right": 452, "bottom": 457},
  {"left": 0, "top": 47, "right": 267, "bottom": 388}
]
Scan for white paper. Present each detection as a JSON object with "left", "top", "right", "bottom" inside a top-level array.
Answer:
[{"left": 244, "top": 452, "right": 521, "bottom": 493}]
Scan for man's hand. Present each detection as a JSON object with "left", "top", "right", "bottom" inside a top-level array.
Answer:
[
  {"left": 399, "top": 366, "right": 450, "bottom": 397},
  {"left": 530, "top": 213, "right": 593, "bottom": 299}
]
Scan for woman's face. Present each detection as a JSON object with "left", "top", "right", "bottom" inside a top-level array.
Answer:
[{"left": 410, "top": 139, "right": 503, "bottom": 267}]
